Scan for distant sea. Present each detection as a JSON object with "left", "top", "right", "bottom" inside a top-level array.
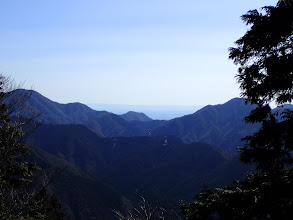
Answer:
[{"left": 87, "top": 104, "right": 203, "bottom": 120}]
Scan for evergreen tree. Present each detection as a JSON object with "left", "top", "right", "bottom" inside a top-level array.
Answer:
[
  {"left": 180, "top": 1, "right": 293, "bottom": 219},
  {"left": 0, "top": 76, "right": 66, "bottom": 220}
]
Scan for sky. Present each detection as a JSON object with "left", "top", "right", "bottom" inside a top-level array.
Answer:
[{"left": 0, "top": 0, "right": 277, "bottom": 106}]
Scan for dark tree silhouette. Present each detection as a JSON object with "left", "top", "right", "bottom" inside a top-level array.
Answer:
[
  {"left": 180, "top": 1, "right": 293, "bottom": 219},
  {"left": 0, "top": 75, "right": 66, "bottom": 220}
]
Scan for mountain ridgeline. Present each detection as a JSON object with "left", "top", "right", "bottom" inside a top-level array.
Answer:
[
  {"left": 15, "top": 89, "right": 267, "bottom": 219},
  {"left": 21, "top": 89, "right": 260, "bottom": 151},
  {"left": 22, "top": 89, "right": 164, "bottom": 137}
]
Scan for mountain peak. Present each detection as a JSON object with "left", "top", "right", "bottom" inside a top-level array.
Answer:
[{"left": 121, "top": 111, "right": 152, "bottom": 122}]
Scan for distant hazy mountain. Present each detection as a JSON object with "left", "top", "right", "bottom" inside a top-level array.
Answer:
[
  {"left": 88, "top": 103, "right": 202, "bottom": 120},
  {"left": 27, "top": 124, "right": 250, "bottom": 203},
  {"left": 121, "top": 111, "right": 152, "bottom": 122},
  {"left": 152, "top": 98, "right": 259, "bottom": 152}
]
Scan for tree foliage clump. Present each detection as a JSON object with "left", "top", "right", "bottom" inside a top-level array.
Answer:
[
  {"left": 180, "top": 1, "right": 293, "bottom": 219},
  {"left": 0, "top": 75, "right": 66, "bottom": 220},
  {"left": 230, "top": 0, "right": 293, "bottom": 107}
]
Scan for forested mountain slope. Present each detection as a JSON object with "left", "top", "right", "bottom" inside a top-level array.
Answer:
[
  {"left": 27, "top": 124, "right": 251, "bottom": 203},
  {"left": 29, "top": 146, "right": 126, "bottom": 220},
  {"left": 152, "top": 98, "right": 259, "bottom": 151}
]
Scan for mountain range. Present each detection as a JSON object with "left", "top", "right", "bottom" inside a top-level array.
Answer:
[
  {"left": 22, "top": 89, "right": 164, "bottom": 138},
  {"left": 14, "top": 89, "right": 271, "bottom": 219},
  {"left": 21, "top": 89, "right": 262, "bottom": 152}
]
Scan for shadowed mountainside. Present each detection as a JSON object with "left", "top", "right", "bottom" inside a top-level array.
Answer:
[
  {"left": 152, "top": 98, "right": 259, "bottom": 152},
  {"left": 29, "top": 146, "right": 126, "bottom": 220},
  {"left": 27, "top": 124, "right": 250, "bottom": 203}
]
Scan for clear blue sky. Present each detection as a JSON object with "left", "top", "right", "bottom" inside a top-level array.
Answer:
[{"left": 0, "top": 0, "right": 277, "bottom": 106}]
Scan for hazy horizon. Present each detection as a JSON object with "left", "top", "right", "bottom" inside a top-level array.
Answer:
[{"left": 87, "top": 102, "right": 204, "bottom": 120}]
